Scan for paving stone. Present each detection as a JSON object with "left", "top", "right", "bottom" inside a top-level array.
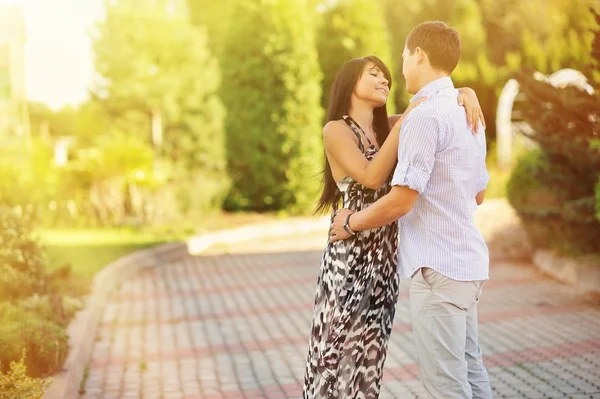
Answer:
[{"left": 80, "top": 242, "right": 600, "bottom": 398}]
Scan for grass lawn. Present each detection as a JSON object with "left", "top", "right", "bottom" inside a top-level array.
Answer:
[
  {"left": 37, "top": 211, "right": 284, "bottom": 288},
  {"left": 39, "top": 228, "right": 176, "bottom": 282}
]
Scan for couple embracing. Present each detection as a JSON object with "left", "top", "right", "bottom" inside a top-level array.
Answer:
[{"left": 303, "top": 21, "right": 493, "bottom": 399}]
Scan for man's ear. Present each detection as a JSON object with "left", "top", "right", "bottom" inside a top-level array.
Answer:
[{"left": 415, "top": 47, "right": 426, "bottom": 65}]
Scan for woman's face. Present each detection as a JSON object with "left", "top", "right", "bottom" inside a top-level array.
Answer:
[{"left": 353, "top": 62, "right": 390, "bottom": 107}]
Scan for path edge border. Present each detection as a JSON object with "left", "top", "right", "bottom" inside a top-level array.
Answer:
[{"left": 533, "top": 249, "right": 600, "bottom": 294}]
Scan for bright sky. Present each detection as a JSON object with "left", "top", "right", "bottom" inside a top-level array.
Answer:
[{"left": 2, "top": 0, "right": 104, "bottom": 110}]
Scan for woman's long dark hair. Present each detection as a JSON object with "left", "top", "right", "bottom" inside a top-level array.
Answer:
[{"left": 314, "top": 56, "right": 393, "bottom": 215}]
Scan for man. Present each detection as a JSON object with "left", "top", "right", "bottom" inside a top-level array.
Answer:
[{"left": 330, "top": 21, "right": 493, "bottom": 398}]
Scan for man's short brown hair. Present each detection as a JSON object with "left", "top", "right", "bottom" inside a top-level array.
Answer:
[{"left": 405, "top": 21, "right": 461, "bottom": 74}]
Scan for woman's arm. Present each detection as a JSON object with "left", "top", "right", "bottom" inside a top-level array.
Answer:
[
  {"left": 324, "top": 121, "right": 401, "bottom": 190},
  {"left": 325, "top": 99, "right": 425, "bottom": 190},
  {"left": 457, "top": 87, "right": 486, "bottom": 132},
  {"left": 387, "top": 87, "right": 485, "bottom": 133}
]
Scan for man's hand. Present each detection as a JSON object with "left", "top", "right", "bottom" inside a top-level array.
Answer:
[
  {"left": 330, "top": 208, "right": 354, "bottom": 243},
  {"left": 458, "top": 87, "right": 485, "bottom": 134}
]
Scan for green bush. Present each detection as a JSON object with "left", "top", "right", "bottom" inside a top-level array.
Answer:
[
  {"left": 507, "top": 25, "right": 600, "bottom": 256},
  {"left": 508, "top": 149, "right": 600, "bottom": 255},
  {"left": 221, "top": 0, "right": 323, "bottom": 213},
  {"left": 0, "top": 138, "right": 58, "bottom": 212},
  {"left": 175, "top": 170, "right": 230, "bottom": 215},
  {"left": 596, "top": 176, "right": 600, "bottom": 221},
  {"left": 0, "top": 207, "right": 48, "bottom": 301},
  {"left": 0, "top": 207, "right": 78, "bottom": 381},
  {"left": 0, "top": 302, "right": 69, "bottom": 377},
  {"left": 16, "top": 294, "right": 83, "bottom": 329},
  {"left": 0, "top": 354, "right": 52, "bottom": 399}
]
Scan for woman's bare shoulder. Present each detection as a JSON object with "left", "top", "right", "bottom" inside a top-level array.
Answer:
[{"left": 323, "top": 119, "right": 351, "bottom": 137}]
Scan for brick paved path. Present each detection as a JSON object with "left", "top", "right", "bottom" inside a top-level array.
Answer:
[{"left": 80, "top": 236, "right": 600, "bottom": 399}]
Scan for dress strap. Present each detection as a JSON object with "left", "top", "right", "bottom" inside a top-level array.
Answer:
[{"left": 342, "top": 115, "right": 366, "bottom": 153}]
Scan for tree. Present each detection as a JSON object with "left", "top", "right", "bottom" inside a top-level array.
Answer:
[
  {"left": 507, "top": 9, "right": 600, "bottom": 254},
  {"left": 91, "top": 0, "right": 227, "bottom": 181},
  {"left": 591, "top": 6, "right": 600, "bottom": 85},
  {"left": 187, "top": 0, "right": 324, "bottom": 56},
  {"left": 506, "top": 72, "right": 600, "bottom": 253},
  {"left": 220, "top": 0, "right": 323, "bottom": 212},
  {"left": 317, "top": 0, "right": 396, "bottom": 112},
  {"left": 187, "top": 0, "right": 240, "bottom": 56},
  {"left": 478, "top": 0, "right": 598, "bottom": 76}
]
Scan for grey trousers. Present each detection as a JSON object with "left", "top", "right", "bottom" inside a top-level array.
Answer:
[{"left": 410, "top": 267, "right": 493, "bottom": 399}]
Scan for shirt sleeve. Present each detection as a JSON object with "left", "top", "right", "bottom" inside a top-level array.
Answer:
[
  {"left": 391, "top": 109, "right": 440, "bottom": 194},
  {"left": 476, "top": 127, "right": 490, "bottom": 192}
]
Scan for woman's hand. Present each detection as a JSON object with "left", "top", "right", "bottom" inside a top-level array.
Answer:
[{"left": 458, "top": 87, "right": 485, "bottom": 134}]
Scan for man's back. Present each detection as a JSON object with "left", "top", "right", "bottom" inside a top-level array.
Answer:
[{"left": 392, "top": 77, "right": 490, "bottom": 281}]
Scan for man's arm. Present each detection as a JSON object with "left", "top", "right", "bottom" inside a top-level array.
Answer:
[
  {"left": 330, "top": 110, "right": 439, "bottom": 242},
  {"left": 348, "top": 186, "right": 419, "bottom": 231}
]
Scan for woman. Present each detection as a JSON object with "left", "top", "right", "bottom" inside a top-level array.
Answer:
[{"left": 303, "top": 56, "right": 484, "bottom": 399}]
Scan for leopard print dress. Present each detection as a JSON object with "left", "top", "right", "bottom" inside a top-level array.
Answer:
[{"left": 303, "top": 116, "right": 400, "bottom": 399}]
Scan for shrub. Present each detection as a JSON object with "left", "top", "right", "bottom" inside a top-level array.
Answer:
[
  {"left": 0, "top": 354, "right": 52, "bottom": 399},
  {"left": 0, "top": 302, "right": 69, "bottom": 377},
  {"left": 0, "top": 207, "right": 48, "bottom": 301},
  {"left": 175, "top": 170, "right": 230, "bottom": 215},
  {"left": 508, "top": 148, "right": 600, "bottom": 254},
  {"left": 596, "top": 176, "right": 600, "bottom": 221},
  {"left": 509, "top": 66, "right": 600, "bottom": 256},
  {"left": 507, "top": 14, "right": 600, "bottom": 255},
  {"left": 0, "top": 207, "right": 78, "bottom": 380},
  {"left": 16, "top": 294, "right": 83, "bottom": 329}
]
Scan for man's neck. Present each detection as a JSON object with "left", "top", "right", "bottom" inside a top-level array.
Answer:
[{"left": 413, "top": 70, "right": 450, "bottom": 95}]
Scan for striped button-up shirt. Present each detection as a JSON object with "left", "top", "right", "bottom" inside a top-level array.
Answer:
[{"left": 391, "top": 77, "right": 490, "bottom": 281}]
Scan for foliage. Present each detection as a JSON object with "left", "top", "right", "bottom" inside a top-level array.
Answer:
[
  {"left": 0, "top": 207, "right": 81, "bottom": 383},
  {"left": 220, "top": 0, "right": 323, "bottom": 212},
  {"left": 592, "top": 6, "right": 600, "bottom": 84},
  {"left": 596, "top": 176, "right": 600, "bottom": 221},
  {"left": 175, "top": 170, "right": 230, "bottom": 214},
  {"left": 0, "top": 207, "right": 48, "bottom": 301},
  {"left": 508, "top": 150, "right": 600, "bottom": 254},
  {"left": 0, "top": 302, "right": 69, "bottom": 377},
  {"left": 316, "top": 0, "right": 395, "bottom": 112},
  {"left": 507, "top": 66, "right": 600, "bottom": 255},
  {"left": 16, "top": 294, "right": 83, "bottom": 329},
  {"left": 515, "top": 70, "right": 600, "bottom": 182},
  {"left": 91, "top": 0, "right": 228, "bottom": 209},
  {"left": 380, "top": 0, "right": 599, "bottom": 138},
  {"left": 187, "top": 0, "right": 240, "bottom": 56},
  {"left": 0, "top": 138, "right": 58, "bottom": 211},
  {"left": 478, "top": 0, "right": 598, "bottom": 76},
  {"left": 0, "top": 354, "right": 52, "bottom": 399},
  {"left": 61, "top": 132, "right": 158, "bottom": 225},
  {"left": 187, "top": 0, "right": 323, "bottom": 55}
]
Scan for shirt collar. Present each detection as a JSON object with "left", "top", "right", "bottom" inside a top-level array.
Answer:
[{"left": 410, "top": 76, "right": 454, "bottom": 102}]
